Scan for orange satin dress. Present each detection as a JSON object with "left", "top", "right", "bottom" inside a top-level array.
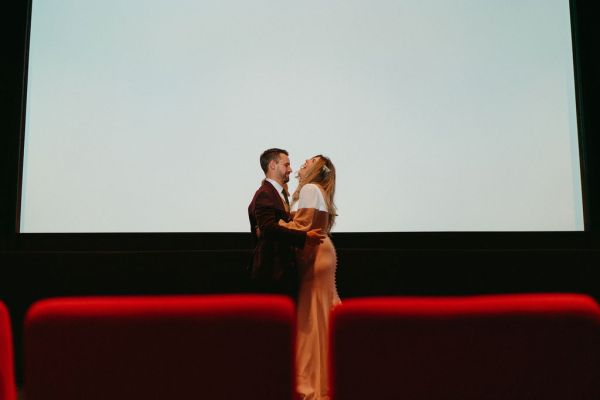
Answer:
[{"left": 279, "top": 183, "right": 341, "bottom": 400}]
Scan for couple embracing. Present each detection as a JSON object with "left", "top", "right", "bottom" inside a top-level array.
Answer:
[{"left": 248, "top": 148, "right": 341, "bottom": 400}]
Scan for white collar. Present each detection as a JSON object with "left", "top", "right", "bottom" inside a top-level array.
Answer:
[{"left": 265, "top": 178, "right": 285, "bottom": 194}]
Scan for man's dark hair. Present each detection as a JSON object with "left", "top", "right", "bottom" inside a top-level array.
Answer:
[{"left": 260, "top": 148, "right": 288, "bottom": 173}]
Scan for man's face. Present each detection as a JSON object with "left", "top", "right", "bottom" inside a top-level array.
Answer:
[{"left": 273, "top": 153, "right": 292, "bottom": 183}]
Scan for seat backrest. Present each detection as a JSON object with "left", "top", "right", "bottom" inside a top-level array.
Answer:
[
  {"left": 25, "top": 294, "right": 295, "bottom": 400},
  {"left": 330, "top": 293, "right": 600, "bottom": 400},
  {"left": 0, "top": 301, "right": 16, "bottom": 400}
]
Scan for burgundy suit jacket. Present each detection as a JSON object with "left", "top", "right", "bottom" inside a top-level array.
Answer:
[{"left": 248, "top": 180, "right": 306, "bottom": 297}]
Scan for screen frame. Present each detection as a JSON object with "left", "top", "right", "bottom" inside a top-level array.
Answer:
[{"left": 7, "top": 0, "right": 596, "bottom": 251}]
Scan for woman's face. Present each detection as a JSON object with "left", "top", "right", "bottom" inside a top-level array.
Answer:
[{"left": 297, "top": 157, "right": 320, "bottom": 180}]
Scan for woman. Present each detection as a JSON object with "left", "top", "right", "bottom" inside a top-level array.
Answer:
[{"left": 279, "top": 155, "right": 341, "bottom": 400}]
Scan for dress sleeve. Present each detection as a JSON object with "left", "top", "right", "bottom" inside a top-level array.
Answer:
[{"left": 279, "top": 184, "right": 320, "bottom": 232}]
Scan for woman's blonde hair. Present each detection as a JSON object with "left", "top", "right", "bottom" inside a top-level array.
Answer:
[{"left": 292, "top": 155, "right": 337, "bottom": 231}]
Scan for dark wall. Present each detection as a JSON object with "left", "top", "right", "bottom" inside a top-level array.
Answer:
[{"left": 1, "top": 0, "right": 599, "bottom": 386}]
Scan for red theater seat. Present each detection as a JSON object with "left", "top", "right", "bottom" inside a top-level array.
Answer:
[
  {"left": 330, "top": 294, "right": 600, "bottom": 400},
  {"left": 0, "top": 301, "right": 16, "bottom": 400},
  {"left": 24, "top": 295, "right": 295, "bottom": 400}
]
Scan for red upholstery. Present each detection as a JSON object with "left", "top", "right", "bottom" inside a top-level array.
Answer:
[
  {"left": 0, "top": 301, "right": 16, "bottom": 400},
  {"left": 330, "top": 294, "right": 600, "bottom": 400},
  {"left": 25, "top": 295, "right": 295, "bottom": 400}
]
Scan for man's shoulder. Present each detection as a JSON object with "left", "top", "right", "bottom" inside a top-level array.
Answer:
[
  {"left": 250, "top": 181, "right": 278, "bottom": 207},
  {"left": 252, "top": 181, "right": 275, "bottom": 198}
]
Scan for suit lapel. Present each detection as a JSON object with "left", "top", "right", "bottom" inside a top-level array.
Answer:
[{"left": 263, "top": 180, "right": 287, "bottom": 213}]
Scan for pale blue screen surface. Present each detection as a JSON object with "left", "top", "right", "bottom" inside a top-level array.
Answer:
[{"left": 21, "top": 0, "right": 583, "bottom": 232}]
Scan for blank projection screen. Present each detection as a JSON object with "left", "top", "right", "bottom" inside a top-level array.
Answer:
[{"left": 21, "top": 0, "right": 583, "bottom": 232}]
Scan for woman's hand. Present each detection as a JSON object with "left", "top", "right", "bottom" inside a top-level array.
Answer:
[{"left": 306, "top": 228, "right": 326, "bottom": 245}]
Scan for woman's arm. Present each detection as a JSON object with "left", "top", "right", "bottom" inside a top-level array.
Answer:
[
  {"left": 255, "top": 190, "right": 307, "bottom": 246},
  {"left": 279, "top": 184, "right": 322, "bottom": 232}
]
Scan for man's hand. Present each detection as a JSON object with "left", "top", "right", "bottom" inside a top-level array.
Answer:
[{"left": 306, "top": 228, "right": 326, "bottom": 245}]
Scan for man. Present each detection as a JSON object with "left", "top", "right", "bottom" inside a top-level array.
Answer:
[{"left": 248, "top": 148, "right": 325, "bottom": 298}]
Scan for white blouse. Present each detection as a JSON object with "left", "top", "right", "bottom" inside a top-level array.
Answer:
[{"left": 292, "top": 183, "right": 328, "bottom": 212}]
